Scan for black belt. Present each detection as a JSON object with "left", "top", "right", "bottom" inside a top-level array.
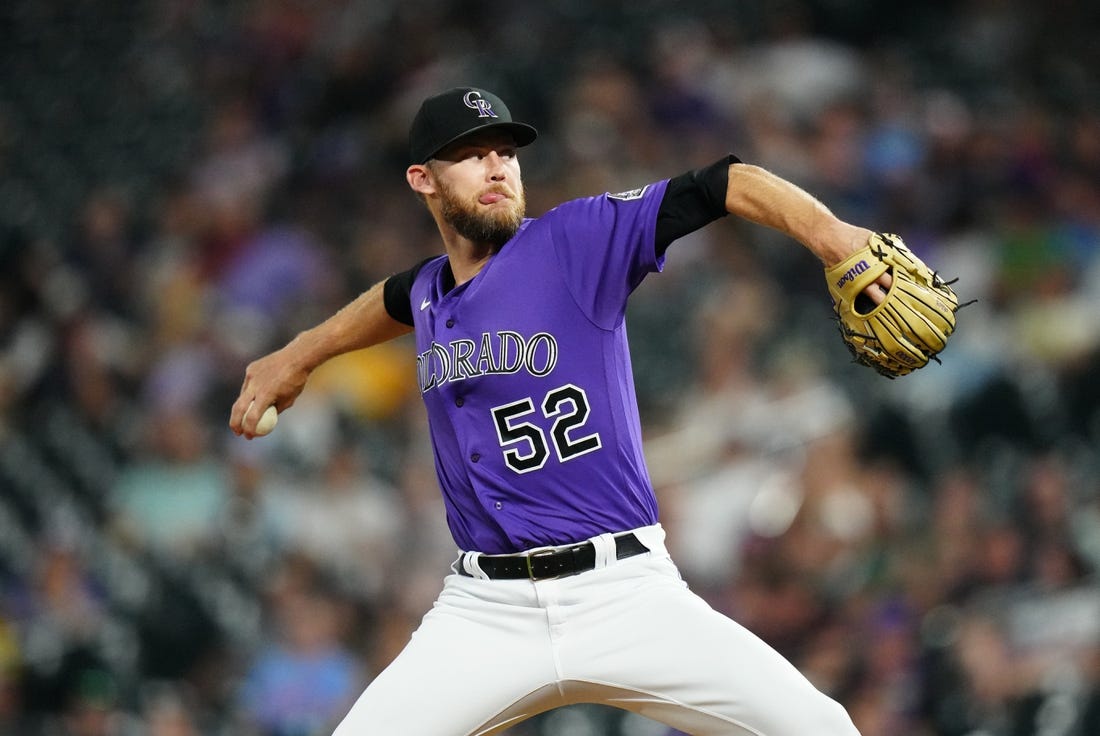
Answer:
[{"left": 459, "top": 533, "right": 649, "bottom": 581}]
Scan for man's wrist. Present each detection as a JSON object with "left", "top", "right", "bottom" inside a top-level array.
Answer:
[
  {"left": 286, "top": 329, "right": 328, "bottom": 374},
  {"left": 814, "top": 224, "right": 873, "bottom": 267}
]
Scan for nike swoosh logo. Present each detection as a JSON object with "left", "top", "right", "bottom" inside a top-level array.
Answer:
[{"left": 419, "top": 298, "right": 431, "bottom": 311}]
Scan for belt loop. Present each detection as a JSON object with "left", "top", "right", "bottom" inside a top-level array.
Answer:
[
  {"left": 591, "top": 533, "right": 616, "bottom": 569},
  {"left": 461, "top": 552, "right": 491, "bottom": 580}
]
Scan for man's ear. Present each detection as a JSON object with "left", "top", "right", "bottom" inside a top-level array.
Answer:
[{"left": 406, "top": 164, "right": 435, "bottom": 196}]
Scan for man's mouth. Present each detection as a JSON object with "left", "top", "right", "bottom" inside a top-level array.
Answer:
[{"left": 479, "top": 191, "right": 509, "bottom": 205}]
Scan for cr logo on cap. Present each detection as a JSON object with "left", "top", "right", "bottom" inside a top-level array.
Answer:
[{"left": 463, "top": 90, "right": 498, "bottom": 119}]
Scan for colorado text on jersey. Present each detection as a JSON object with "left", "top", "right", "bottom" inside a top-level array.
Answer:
[{"left": 416, "top": 330, "right": 559, "bottom": 393}]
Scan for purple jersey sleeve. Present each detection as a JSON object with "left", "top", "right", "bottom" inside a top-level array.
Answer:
[{"left": 546, "top": 182, "right": 670, "bottom": 329}]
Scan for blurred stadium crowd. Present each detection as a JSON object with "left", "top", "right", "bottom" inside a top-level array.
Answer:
[{"left": 2, "top": 1, "right": 1100, "bottom": 735}]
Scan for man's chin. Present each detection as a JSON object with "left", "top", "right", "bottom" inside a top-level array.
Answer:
[
  {"left": 449, "top": 214, "right": 521, "bottom": 247},
  {"left": 476, "top": 206, "right": 524, "bottom": 241},
  {"left": 439, "top": 187, "right": 525, "bottom": 246}
]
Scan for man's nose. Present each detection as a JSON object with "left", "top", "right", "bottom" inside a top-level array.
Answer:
[{"left": 485, "top": 151, "right": 507, "bottom": 179}]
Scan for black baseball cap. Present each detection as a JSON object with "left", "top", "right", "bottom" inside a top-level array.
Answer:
[{"left": 408, "top": 87, "right": 538, "bottom": 164}]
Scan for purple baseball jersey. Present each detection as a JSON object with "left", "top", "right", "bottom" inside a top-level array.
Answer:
[{"left": 410, "top": 180, "right": 671, "bottom": 554}]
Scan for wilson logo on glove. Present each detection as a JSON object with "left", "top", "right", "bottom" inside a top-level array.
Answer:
[{"left": 835, "top": 259, "right": 870, "bottom": 289}]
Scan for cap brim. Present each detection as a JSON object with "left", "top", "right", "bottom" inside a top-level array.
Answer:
[{"left": 422, "top": 121, "right": 538, "bottom": 163}]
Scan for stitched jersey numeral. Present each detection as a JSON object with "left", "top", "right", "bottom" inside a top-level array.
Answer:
[{"left": 490, "top": 384, "right": 603, "bottom": 474}]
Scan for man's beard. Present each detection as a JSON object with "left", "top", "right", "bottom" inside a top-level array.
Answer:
[{"left": 437, "top": 179, "right": 526, "bottom": 250}]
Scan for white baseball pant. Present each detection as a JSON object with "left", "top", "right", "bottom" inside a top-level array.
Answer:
[{"left": 332, "top": 525, "right": 859, "bottom": 736}]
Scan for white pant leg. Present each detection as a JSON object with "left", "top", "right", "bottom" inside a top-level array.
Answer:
[
  {"left": 551, "top": 554, "right": 859, "bottom": 736},
  {"left": 332, "top": 572, "right": 564, "bottom": 736}
]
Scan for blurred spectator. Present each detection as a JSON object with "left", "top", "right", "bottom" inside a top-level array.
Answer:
[
  {"left": 0, "top": 229, "right": 60, "bottom": 423},
  {"left": 108, "top": 405, "right": 228, "bottom": 558},
  {"left": 262, "top": 441, "right": 404, "bottom": 599},
  {"left": 58, "top": 666, "right": 136, "bottom": 736},
  {"left": 237, "top": 574, "right": 363, "bottom": 736},
  {"left": 67, "top": 189, "right": 140, "bottom": 320},
  {"left": 213, "top": 440, "right": 285, "bottom": 584},
  {"left": 191, "top": 99, "right": 289, "bottom": 281},
  {"left": 138, "top": 681, "right": 203, "bottom": 736},
  {"left": 6, "top": 539, "right": 112, "bottom": 725}
]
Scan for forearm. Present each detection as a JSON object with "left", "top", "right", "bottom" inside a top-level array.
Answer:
[
  {"left": 287, "top": 279, "right": 412, "bottom": 373},
  {"left": 725, "top": 163, "right": 872, "bottom": 266},
  {"left": 230, "top": 279, "right": 412, "bottom": 436}
]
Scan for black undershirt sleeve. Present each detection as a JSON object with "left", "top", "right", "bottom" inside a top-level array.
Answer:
[
  {"left": 655, "top": 154, "right": 740, "bottom": 257},
  {"left": 382, "top": 255, "right": 436, "bottom": 326}
]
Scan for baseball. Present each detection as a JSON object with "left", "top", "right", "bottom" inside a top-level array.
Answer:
[{"left": 252, "top": 403, "right": 278, "bottom": 436}]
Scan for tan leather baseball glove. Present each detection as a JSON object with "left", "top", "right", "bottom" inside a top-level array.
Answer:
[{"left": 826, "top": 233, "right": 960, "bottom": 378}]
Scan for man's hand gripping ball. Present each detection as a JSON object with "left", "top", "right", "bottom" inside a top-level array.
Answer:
[{"left": 826, "top": 233, "right": 961, "bottom": 378}]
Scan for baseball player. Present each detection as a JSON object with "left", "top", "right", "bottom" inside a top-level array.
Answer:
[{"left": 230, "top": 87, "right": 891, "bottom": 735}]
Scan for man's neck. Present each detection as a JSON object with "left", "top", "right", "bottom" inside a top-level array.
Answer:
[{"left": 439, "top": 230, "right": 497, "bottom": 287}]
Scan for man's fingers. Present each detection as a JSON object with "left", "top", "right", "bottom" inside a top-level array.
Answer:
[
  {"left": 229, "top": 394, "right": 255, "bottom": 435},
  {"left": 229, "top": 375, "right": 265, "bottom": 436},
  {"left": 866, "top": 272, "right": 893, "bottom": 305}
]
